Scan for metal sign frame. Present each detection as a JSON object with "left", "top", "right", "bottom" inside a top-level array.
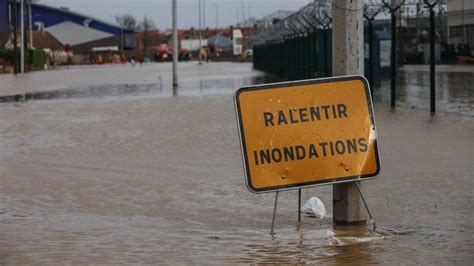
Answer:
[{"left": 234, "top": 75, "right": 381, "bottom": 193}]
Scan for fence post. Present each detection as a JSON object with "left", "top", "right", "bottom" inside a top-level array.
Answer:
[
  {"left": 424, "top": 0, "right": 438, "bottom": 113},
  {"left": 382, "top": 0, "right": 405, "bottom": 108},
  {"left": 390, "top": 12, "right": 396, "bottom": 108}
]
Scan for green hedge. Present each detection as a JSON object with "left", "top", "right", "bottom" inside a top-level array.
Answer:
[
  {"left": 0, "top": 49, "right": 46, "bottom": 70},
  {"left": 29, "top": 49, "right": 46, "bottom": 70},
  {"left": 0, "top": 49, "right": 16, "bottom": 64}
]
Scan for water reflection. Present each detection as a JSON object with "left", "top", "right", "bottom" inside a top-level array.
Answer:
[
  {"left": 377, "top": 70, "right": 474, "bottom": 116},
  {"left": 240, "top": 225, "right": 380, "bottom": 264},
  {"left": 0, "top": 64, "right": 472, "bottom": 117},
  {"left": 0, "top": 75, "right": 271, "bottom": 104}
]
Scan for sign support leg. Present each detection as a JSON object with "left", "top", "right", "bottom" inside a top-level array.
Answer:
[
  {"left": 355, "top": 182, "right": 376, "bottom": 232},
  {"left": 298, "top": 189, "right": 301, "bottom": 222},
  {"left": 270, "top": 191, "right": 279, "bottom": 236}
]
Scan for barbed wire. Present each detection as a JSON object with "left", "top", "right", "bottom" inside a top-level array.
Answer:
[
  {"left": 332, "top": 2, "right": 365, "bottom": 12},
  {"left": 253, "top": 0, "right": 447, "bottom": 45}
]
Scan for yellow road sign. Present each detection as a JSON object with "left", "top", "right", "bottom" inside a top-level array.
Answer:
[{"left": 234, "top": 75, "right": 380, "bottom": 193}]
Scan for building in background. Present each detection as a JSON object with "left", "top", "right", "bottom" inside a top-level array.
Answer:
[
  {"left": 447, "top": 0, "right": 474, "bottom": 55},
  {"left": 0, "top": 0, "right": 136, "bottom": 53}
]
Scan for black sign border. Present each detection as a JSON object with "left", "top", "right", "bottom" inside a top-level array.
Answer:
[{"left": 234, "top": 75, "right": 381, "bottom": 193}]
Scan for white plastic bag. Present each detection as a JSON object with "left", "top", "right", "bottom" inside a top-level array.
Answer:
[{"left": 302, "top": 197, "right": 326, "bottom": 219}]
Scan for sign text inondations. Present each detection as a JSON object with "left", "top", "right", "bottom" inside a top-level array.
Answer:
[{"left": 234, "top": 76, "right": 380, "bottom": 193}]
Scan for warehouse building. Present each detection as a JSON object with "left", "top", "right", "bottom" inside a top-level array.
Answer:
[{"left": 0, "top": 0, "right": 135, "bottom": 53}]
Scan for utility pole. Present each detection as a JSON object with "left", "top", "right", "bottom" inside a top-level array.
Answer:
[
  {"left": 332, "top": 0, "right": 366, "bottom": 225},
  {"left": 12, "top": 0, "right": 18, "bottom": 74},
  {"left": 172, "top": 0, "right": 178, "bottom": 87},
  {"left": 20, "top": 0, "right": 24, "bottom": 73},
  {"left": 198, "top": 0, "right": 202, "bottom": 65}
]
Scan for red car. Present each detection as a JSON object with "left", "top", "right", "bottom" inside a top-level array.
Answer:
[{"left": 155, "top": 44, "right": 171, "bottom": 62}]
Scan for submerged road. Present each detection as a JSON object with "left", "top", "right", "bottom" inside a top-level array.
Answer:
[{"left": 0, "top": 62, "right": 473, "bottom": 263}]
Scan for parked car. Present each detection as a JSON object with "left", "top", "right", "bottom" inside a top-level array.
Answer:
[{"left": 154, "top": 44, "right": 171, "bottom": 62}]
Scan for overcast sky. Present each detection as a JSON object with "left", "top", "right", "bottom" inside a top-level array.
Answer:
[{"left": 39, "top": 0, "right": 313, "bottom": 30}]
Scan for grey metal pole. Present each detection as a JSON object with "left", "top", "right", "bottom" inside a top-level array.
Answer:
[
  {"left": 172, "top": 0, "right": 178, "bottom": 87},
  {"left": 12, "top": 0, "right": 18, "bottom": 74},
  {"left": 20, "top": 0, "right": 24, "bottom": 73},
  {"left": 28, "top": 1, "right": 32, "bottom": 49},
  {"left": 198, "top": 0, "right": 202, "bottom": 65}
]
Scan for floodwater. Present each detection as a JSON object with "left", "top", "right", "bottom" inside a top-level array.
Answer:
[
  {"left": 378, "top": 65, "right": 474, "bottom": 116},
  {"left": 0, "top": 63, "right": 473, "bottom": 264}
]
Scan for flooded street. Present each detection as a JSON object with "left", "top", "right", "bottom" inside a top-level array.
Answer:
[
  {"left": 380, "top": 65, "right": 474, "bottom": 116},
  {"left": 0, "top": 63, "right": 473, "bottom": 263}
]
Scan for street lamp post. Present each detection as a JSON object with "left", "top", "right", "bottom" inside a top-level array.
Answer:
[
  {"left": 172, "top": 0, "right": 178, "bottom": 87},
  {"left": 20, "top": 0, "right": 25, "bottom": 73},
  {"left": 198, "top": 0, "right": 202, "bottom": 65},
  {"left": 12, "top": 0, "right": 18, "bottom": 74}
]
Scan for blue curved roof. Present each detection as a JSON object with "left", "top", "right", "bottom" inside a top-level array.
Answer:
[{"left": 13, "top": 2, "right": 134, "bottom": 35}]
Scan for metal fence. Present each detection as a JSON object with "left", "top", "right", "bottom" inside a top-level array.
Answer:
[
  {"left": 252, "top": 0, "right": 447, "bottom": 85},
  {"left": 253, "top": 0, "right": 333, "bottom": 80}
]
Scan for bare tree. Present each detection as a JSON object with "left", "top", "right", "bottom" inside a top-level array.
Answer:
[
  {"left": 138, "top": 16, "right": 156, "bottom": 54},
  {"left": 115, "top": 14, "right": 138, "bottom": 30}
]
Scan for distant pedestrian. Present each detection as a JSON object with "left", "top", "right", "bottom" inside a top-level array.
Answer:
[
  {"left": 96, "top": 54, "right": 103, "bottom": 64},
  {"left": 206, "top": 46, "right": 211, "bottom": 62},
  {"left": 200, "top": 47, "right": 206, "bottom": 62},
  {"left": 64, "top": 44, "right": 72, "bottom": 69},
  {"left": 66, "top": 51, "right": 73, "bottom": 69}
]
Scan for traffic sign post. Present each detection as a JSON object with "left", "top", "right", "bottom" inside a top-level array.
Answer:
[{"left": 234, "top": 75, "right": 380, "bottom": 194}]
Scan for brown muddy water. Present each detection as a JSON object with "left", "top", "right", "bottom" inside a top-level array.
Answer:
[{"left": 0, "top": 63, "right": 473, "bottom": 264}]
